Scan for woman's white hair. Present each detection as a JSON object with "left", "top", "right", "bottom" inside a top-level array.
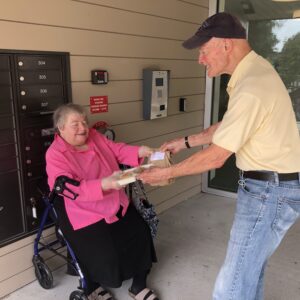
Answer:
[{"left": 53, "top": 103, "right": 88, "bottom": 131}]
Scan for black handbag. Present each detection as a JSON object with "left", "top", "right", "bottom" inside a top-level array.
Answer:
[{"left": 128, "top": 180, "right": 159, "bottom": 238}]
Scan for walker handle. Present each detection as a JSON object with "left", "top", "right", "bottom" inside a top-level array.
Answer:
[{"left": 51, "top": 175, "right": 80, "bottom": 201}]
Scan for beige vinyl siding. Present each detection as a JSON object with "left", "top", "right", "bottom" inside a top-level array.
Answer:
[{"left": 0, "top": 0, "right": 208, "bottom": 297}]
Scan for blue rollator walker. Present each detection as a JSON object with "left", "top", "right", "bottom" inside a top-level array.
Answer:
[{"left": 32, "top": 175, "right": 89, "bottom": 300}]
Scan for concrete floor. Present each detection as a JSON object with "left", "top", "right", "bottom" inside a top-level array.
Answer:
[{"left": 3, "top": 193, "right": 300, "bottom": 300}]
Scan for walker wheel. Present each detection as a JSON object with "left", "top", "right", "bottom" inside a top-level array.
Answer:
[
  {"left": 69, "top": 290, "right": 88, "bottom": 300},
  {"left": 32, "top": 256, "right": 53, "bottom": 289}
]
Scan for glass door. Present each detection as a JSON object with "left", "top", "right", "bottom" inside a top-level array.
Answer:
[{"left": 203, "top": 0, "right": 300, "bottom": 196}]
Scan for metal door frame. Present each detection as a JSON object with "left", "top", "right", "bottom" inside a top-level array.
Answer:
[{"left": 201, "top": 0, "right": 237, "bottom": 198}]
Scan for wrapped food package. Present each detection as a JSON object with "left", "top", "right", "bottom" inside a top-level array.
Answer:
[{"left": 117, "top": 164, "right": 153, "bottom": 186}]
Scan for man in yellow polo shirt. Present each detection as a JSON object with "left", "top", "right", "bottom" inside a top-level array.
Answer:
[{"left": 139, "top": 12, "right": 300, "bottom": 300}]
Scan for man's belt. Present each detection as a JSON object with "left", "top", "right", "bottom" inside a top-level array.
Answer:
[{"left": 243, "top": 171, "right": 299, "bottom": 182}]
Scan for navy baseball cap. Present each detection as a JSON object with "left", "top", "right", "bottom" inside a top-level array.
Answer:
[{"left": 182, "top": 12, "right": 246, "bottom": 49}]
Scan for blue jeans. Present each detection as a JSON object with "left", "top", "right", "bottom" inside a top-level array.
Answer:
[{"left": 212, "top": 173, "right": 300, "bottom": 300}]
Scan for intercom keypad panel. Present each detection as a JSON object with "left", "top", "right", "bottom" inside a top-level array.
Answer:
[{"left": 143, "top": 69, "right": 169, "bottom": 120}]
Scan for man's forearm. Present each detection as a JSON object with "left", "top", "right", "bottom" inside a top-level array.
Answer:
[
  {"left": 188, "top": 122, "right": 221, "bottom": 148},
  {"left": 169, "top": 143, "right": 232, "bottom": 179},
  {"left": 138, "top": 143, "right": 232, "bottom": 185}
]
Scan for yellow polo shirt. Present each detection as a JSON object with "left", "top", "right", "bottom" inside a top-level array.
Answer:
[{"left": 212, "top": 51, "right": 300, "bottom": 172}]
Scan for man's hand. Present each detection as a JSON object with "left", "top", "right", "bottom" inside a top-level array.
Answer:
[
  {"left": 160, "top": 123, "right": 222, "bottom": 154},
  {"left": 138, "top": 145, "right": 154, "bottom": 158},
  {"left": 139, "top": 143, "right": 233, "bottom": 185},
  {"left": 101, "top": 171, "right": 122, "bottom": 191},
  {"left": 160, "top": 137, "right": 186, "bottom": 154},
  {"left": 137, "top": 167, "right": 171, "bottom": 186}
]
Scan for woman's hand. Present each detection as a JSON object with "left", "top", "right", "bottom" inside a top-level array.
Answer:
[
  {"left": 101, "top": 171, "right": 122, "bottom": 191},
  {"left": 138, "top": 145, "right": 154, "bottom": 158}
]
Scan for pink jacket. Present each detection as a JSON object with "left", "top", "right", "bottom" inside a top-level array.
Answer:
[{"left": 46, "top": 129, "right": 141, "bottom": 230}]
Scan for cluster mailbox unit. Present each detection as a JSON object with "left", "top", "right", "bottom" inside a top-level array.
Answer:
[{"left": 0, "top": 50, "right": 71, "bottom": 247}]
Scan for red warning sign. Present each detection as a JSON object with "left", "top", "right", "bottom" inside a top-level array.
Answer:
[{"left": 90, "top": 96, "right": 108, "bottom": 114}]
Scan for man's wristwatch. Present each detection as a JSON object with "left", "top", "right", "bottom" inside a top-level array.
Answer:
[{"left": 184, "top": 136, "right": 191, "bottom": 149}]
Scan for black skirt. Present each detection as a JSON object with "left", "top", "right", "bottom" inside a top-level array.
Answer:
[{"left": 54, "top": 198, "right": 157, "bottom": 288}]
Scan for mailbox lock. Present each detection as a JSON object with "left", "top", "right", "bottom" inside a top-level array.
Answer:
[
  {"left": 44, "top": 141, "right": 51, "bottom": 147},
  {"left": 41, "top": 102, "right": 49, "bottom": 108},
  {"left": 30, "top": 197, "right": 37, "bottom": 219}
]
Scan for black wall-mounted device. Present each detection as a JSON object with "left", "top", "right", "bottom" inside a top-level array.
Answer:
[
  {"left": 179, "top": 97, "right": 187, "bottom": 112},
  {"left": 91, "top": 70, "right": 109, "bottom": 84}
]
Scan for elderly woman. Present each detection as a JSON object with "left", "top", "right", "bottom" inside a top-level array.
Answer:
[{"left": 46, "top": 104, "right": 159, "bottom": 300}]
